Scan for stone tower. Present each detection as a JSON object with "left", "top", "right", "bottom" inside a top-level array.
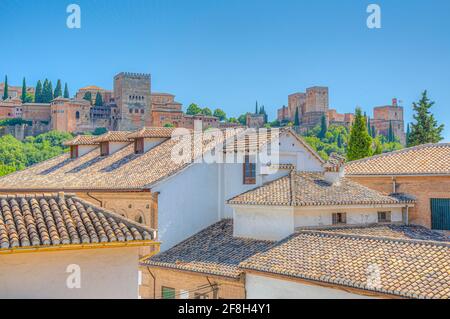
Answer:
[
  {"left": 372, "top": 98, "right": 406, "bottom": 145},
  {"left": 113, "top": 72, "right": 152, "bottom": 130},
  {"left": 300, "top": 86, "right": 329, "bottom": 129}
]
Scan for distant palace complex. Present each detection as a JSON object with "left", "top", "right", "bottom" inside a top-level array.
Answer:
[
  {"left": 277, "top": 87, "right": 406, "bottom": 144},
  {"left": 0, "top": 74, "right": 406, "bottom": 144}
]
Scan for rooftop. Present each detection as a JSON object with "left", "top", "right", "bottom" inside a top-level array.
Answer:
[
  {"left": 345, "top": 143, "right": 450, "bottom": 176},
  {"left": 228, "top": 171, "right": 414, "bottom": 207},
  {"left": 141, "top": 219, "right": 274, "bottom": 278},
  {"left": 241, "top": 229, "right": 450, "bottom": 299},
  {"left": 126, "top": 127, "right": 178, "bottom": 139},
  {"left": 0, "top": 193, "right": 155, "bottom": 254},
  {"left": 91, "top": 131, "right": 132, "bottom": 143},
  {"left": 63, "top": 135, "right": 99, "bottom": 146}
]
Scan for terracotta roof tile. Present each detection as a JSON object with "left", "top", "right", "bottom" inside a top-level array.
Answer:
[
  {"left": 63, "top": 135, "right": 99, "bottom": 146},
  {"left": 126, "top": 127, "right": 179, "bottom": 139},
  {"left": 228, "top": 171, "right": 414, "bottom": 207},
  {"left": 91, "top": 131, "right": 132, "bottom": 143},
  {"left": 141, "top": 219, "right": 274, "bottom": 278},
  {"left": 240, "top": 230, "right": 450, "bottom": 299},
  {"left": 0, "top": 193, "right": 155, "bottom": 252},
  {"left": 345, "top": 143, "right": 450, "bottom": 176}
]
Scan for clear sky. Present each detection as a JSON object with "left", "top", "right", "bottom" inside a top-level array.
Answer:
[{"left": 1, "top": 0, "right": 449, "bottom": 141}]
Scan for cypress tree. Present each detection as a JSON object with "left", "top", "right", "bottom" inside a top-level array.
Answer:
[
  {"left": 294, "top": 107, "right": 300, "bottom": 126},
  {"left": 54, "top": 79, "right": 62, "bottom": 98},
  {"left": 42, "top": 79, "right": 50, "bottom": 103},
  {"left": 406, "top": 123, "right": 411, "bottom": 146},
  {"left": 319, "top": 114, "right": 327, "bottom": 139},
  {"left": 371, "top": 125, "right": 376, "bottom": 138},
  {"left": 408, "top": 90, "right": 444, "bottom": 146},
  {"left": 367, "top": 117, "right": 372, "bottom": 137},
  {"left": 255, "top": 101, "right": 259, "bottom": 114},
  {"left": 2, "top": 75, "right": 8, "bottom": 100},
  {"left": 63, "top": 83, "right": 70, "bottom": 98},
  {"left": 83, "top": 91, "right": 92, "bottom": 104},
  {"left": 48, "top": 81, "right": 53, "bottom": 102},
  {"left": 347, "top": 107, "right": 373, "bottom": 161},
  {"left": 21, "top": 77, "right": 27, "bottom": 102},
  {"left": 388, "top": 121, "right": 394, "bottom": 142},
  {"left": 35, "top": 80, "right": 43, "bottom": 103},
  {"left": 95, "top": 92, "right": 103, "bottom": 106}
]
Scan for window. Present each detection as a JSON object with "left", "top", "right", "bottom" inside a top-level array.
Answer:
[
  {"left": 162, "top": 287, "right": 175, "bottom": 299},
  {"left": 100, "top": 142, "right": 109, "bottom": 156},
  {"left": 332, "top": 213, "right": 347, "bottom": 225},
  {"left": 129, "top": 109, "right": 133, "bottom": 114},
  {"left": 243, "top": 155, "right": 256, "bottom": 184},
  {"left": 378, "top": 211, "right": 391, "bottom": 223},
  {"left": 136, "top": 215, "right": 143, "bottom": 224},
  {"left": 194, "top": 292, "right": 209, "bottom": 299},
  {"left": 75, "top": 111, "right": 80, "bottom": 119},
  {"left": 135, "top": 109, "right": 139, "bottom": 113}
]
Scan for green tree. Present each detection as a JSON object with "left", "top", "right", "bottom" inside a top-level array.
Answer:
[
  {"left": 21, "top": 77, "right": 27, "bottom": 102},
  {"left": 54, "top": 79, "right": 62, "bottom": 98},
  {"left": 294, "top": 108, "right": 300, "bottom": 126},
  {"left": 92, "top": 127, "right": 108, "bottom": 135},
  {"left": 406, "top": 123, "right": 410, "bottom": 144},
  {"left": 388, "top": 120, "right": 394, "bottom": 142},
  {"left": 2, "top": 75, "right": 8, "bottom": 100},
  {"left": 408, "top": 90, "right": 444, "bottom": 146},
  {"left": 318, "top": 114, "right": 327, "bottom": 139},
  {"left": 63, "top": 83, "right": 70, "bottom": 98},
  {"left": 83, "top": 91, "right": 92, "bottom": 104},
  {"left": 163, "top": 123, "right": 175, "bottom": 128},
  {"left": 42, "top": 79, "right": 54, "bottom": 103},
  {"left": 347, "top": 108, "right": 373, "bottom": 161},
  {"left": 255, "top": 101, "right": 259, "bottom": 114},
  {"left": 35, "top": 80, "right": 43, "bottom": 103},
  {"left": 373, "top": 137, "right": 383, "bottom": 155},
  {"left": 213, "top": 108, "right": 227, "bottom": 121},
  {"left": 201, "top": 107, "right": 212, "bottom": 116},
  {"left": 186, "top": 103, "right": 202, "bottom": 115},
  {"left": 238, "top": 114, "right": 247, "bottom": 126},
  {"left": 95, "top": 92, "right": 103, "bottom": 106}
]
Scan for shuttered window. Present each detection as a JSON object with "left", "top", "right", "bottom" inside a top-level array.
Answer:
[
  {"left": 100, "top": 142, "right": 109, "bottom": 156},
  {"left": 332, "top": 213, "right": 347, "bottom": 225},
  {"left": 70, "top": 145, "right": 78, "bottom": 159},
  {"left": 162, "top": 286, "right": 175, "bottom": 299},
  {"left": 243, "top": 155, "right": 256, "bottom": 184},
  {"left": 134, "top": 138, "right": 144, "bottom": 154}
]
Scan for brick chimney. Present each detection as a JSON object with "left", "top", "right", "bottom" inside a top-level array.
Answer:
[{"left": 323, "top": 153, "right": 346, "bottom": 186}]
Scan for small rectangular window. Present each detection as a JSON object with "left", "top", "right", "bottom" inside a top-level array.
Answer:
[
  {"left": 332, "top": 213, "right": 347, "bottom": 225},
  {"left": 70, "top": 145, "right": 78, "bottom": 159},
  {"left": 162, "top": 286, "right": 175, "bottom": 299},
  {"left": 243, "top": 155, "right": 256, "bottom": 184},
  {"left": 378, "top": 211, "right": 391, "bottom": 223},
  {"left": 134, "top": 138, "right": 144, "bottom": 154}
]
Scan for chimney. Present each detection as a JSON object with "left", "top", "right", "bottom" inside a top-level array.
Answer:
[{"left": 323, "top": 153, "right": 346, "bottom": 186}]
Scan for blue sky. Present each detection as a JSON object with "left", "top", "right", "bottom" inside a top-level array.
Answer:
[{"left": 1, "top": 0, "right": 449, "bottom": 141}]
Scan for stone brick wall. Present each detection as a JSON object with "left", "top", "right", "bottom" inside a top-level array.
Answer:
[
  {"left": 372, "top": 105, "right": 406, "bottom": 145},
  {"left": 139, "top": 267, "right": 245, "bottom": 299},
  {"left": 347, "top": 175, "right": 450, "bottom": 228},
  {"left": 114, "top": 72, "right": 152, "bottom": 131}
]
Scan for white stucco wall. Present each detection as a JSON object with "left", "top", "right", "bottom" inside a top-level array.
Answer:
[
  {"left": 154, "top": 162, "right": 220, "bottom": 251},
  {"left": 246, "top": 274, "right": 373, "bottom": 299},
  {"left": 0, "top": 247, "right": 140, "bottom": 299},
  {"left": 233, "top": 206, "right": 295, "bottom": 241},
  {"left": 78, "top": 145, "right": 97, "bottom": 157},
  {"left": 109, "top": 141, "right": 130, "bottom": 154},
  {"left": 144, "top": 137, "right": 167, "bottom": 152},
  {"left": 294, "top": 206, "right": 403, "bottom": 228}
]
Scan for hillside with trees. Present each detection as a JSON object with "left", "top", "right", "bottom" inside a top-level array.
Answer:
[{"left": 0, "top": 131, "right": 73, "bottom": 177}]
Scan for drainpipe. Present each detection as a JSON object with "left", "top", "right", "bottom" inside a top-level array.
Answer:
[
  {"left": 86, "top": 192, "right": 103, "bottom": 207},
  {"left": 146, "top": 267, "right": 156, "bottom": 299},
  {"left": 392, "top": 176, "right": 396, "bottom": 193}
]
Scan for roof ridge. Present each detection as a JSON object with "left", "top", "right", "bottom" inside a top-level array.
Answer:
[
  {"left": 296, "top": 229, "right": 450, "bottom": 247},
  {"left": 346, "top": 143, "right": 450, "bottom": 165}
]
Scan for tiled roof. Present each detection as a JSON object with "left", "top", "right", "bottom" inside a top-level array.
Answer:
[
  {"left": 0, "top": 193, "right": 155, "bottom": 253},
  {"left": 91, "top": 131, "right": 132, "bottom": 143},
  {"left": 240, "top": 230, "right": 450, "bottom": 299},
  {"left": 0, "top": 129, "right": 238, "bottom": 191},
  {"left": 126, "top": 127, "right": 178, "bottom": 139},
  {"left": 141, "top": 219, "right": 274, "bottom": 279},
  {"left": 345, "top": 143, "right": 450, "bottom": 176},
  {"left": 63, "top": 135, "right": 99, "bottom": 146},
  {"left": 228, "top": 172, "right": 414, "bottom": 207},
  {"left": 308, "top": 224, "right": 450, "bottom": 242}
]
